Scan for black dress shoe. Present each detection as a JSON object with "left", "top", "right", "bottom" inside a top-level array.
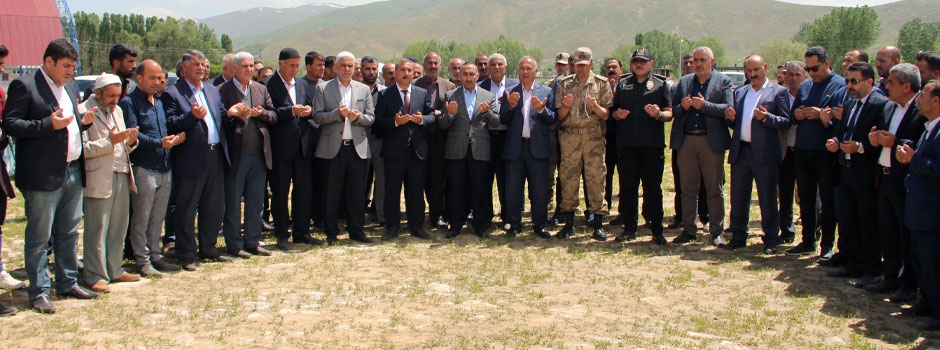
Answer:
[
  {"left": 326, "top": 236, "right": 338, "bottom": 245},
  {"left": 862, "top": 281, "right": 897, "bottom": 293},
  {"left": 445, "top": 229, "right": 461, "bottom": 239},
  {"left": 294, "top": 234, "right": 324, "bottom": 245},
  {"left": 722, "top": 240, "right": 747, "bottom": 250},
  {"left": 0, "top": 303, "right": 17, "bottom": 316},
  {"left": 247, "top": 247, "right": 272, "bottom": 256},
  {"left": 476, "top": 228, "right": 491, "bottom": 239},
  {"left": 827, "top": 267, "right": 863, "bottom": 278},
  {"left": 780, "top": 231, "right": 795, "bottom": 244},
  {"left": 382, "top": 228, "right": 400, "bottom": 241},
  {"left": 651, "top": 233, "right": 667, "bottom": 245},
  {"left": 30, "top": 296, "right": 55, "bottom": 314},
  {"left": 534, "top": 227, "right": 552, "bottom": 239},
  {"left": 205, "top": 255, "right": 233, "bottom": 263},
  {"left": 919, "top": 318, "right": 940, "bottom": 331},
  {"left": 666, "top": 220, "right": 682, "bottom": 229},
  {"left": 609, "top": 215, "right": 624, "bottom": 226},
  {"left": 615, "top": 231, "right": 637, "bottom": 242},
  {"left": 855, "top": 275, "right": 882, "bottom": 288},
  {"left": 59, "top": 285, "right": 99, "bottom": 300},
  {"left": 276, "top": 238, "right": 291, "bottom": 250},
  {"left": 785, "top": 242, "right": 816, "bottom": 256},
  {"left": 181, "top": 262, "right": 198, "bottom": 271},
  {"left": 672, "top": 232, "right": 696, "bottom": 244},
  {"left": 410, "top": 229, "right": 432, "bottom": 240},
  {"left": 889, "top": 286, "right": 917, "bottom": 303},
  {"left": 228, "top": 250, "right": 252, "bottom": 259},
  {"left": 152, "top": 259, "right": 181, "bottom": 272},
  {"left": 261, "top": 220, "right": 275, "bottom": 232},
  {"left": 350, "top": 233, "right": 373, "bottom": 243},
  {"left": 505, "top": 228, "right": 519, "bottom": 238},
  {"left": 762, "top": 245, "right": 778, "bottom": 255},
  {"left": 901, "top": 302, "right": 931, "bottom": 317}
]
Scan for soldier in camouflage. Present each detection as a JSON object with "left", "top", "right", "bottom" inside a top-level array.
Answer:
[{"left": 554, "top": 47, "right": 613, "bottom": 241}]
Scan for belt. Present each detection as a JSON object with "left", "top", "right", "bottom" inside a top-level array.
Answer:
[
  {"left": 563, "top": 127, "right": 599, "bottom": 134},
  {"left": 685, "top": 130, "right": 707, "bottom": 136},
  {"left": 342, "top": 139, "right": 353, "bottom": 146},
  {"left": 842, "top": 160, "right": 853, "bottom": 168},
  {"left": 521, "top": 138, "right": 530, "bottom": 143},
  {"left": 740, "top": 141, "right": 750, "bottom": 147},
  {"left": 879, "top": 165, "right": 891, "bottom": 175},
  {"left": 208, "top": 143, "right": 220, "bottom": 151}
]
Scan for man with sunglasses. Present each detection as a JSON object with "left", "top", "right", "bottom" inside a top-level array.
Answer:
[{"left": 786, "top": 46, "right": 845, "bottom": 258}]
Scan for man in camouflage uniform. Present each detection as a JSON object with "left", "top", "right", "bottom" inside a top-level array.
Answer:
[{"left": 554, "top": 47, "right": 613, "bottom": 241}]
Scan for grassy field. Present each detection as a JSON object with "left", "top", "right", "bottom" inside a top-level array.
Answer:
[{"left": 0, "top": 130, "right": 935, "bottom": 348}]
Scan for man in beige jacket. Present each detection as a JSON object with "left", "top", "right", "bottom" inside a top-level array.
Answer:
[{"left": 80, "top": 74, "right": 140, "bottom": 293}]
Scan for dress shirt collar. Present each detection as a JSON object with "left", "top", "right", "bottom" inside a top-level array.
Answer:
[
  {"left": 279, "top": 71, "right": 294, "bottom": 87},
  {"left": 748, "top": 78, "right": 770, "bottom": 94},
  {"left": 186, "top": 79, "right": 202, "bottom": 96},
  {"left": 233, "top": 78, "right": 250, "bottom": 95},
  {"left": 40, "top": 67, "right": 63, "bottom": 89}
]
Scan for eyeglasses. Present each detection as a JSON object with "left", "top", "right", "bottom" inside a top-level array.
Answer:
[
  {"left": 848, "top": 77, "right": 869, "bottom": 85},
  {"left": 804, "top": 65, "right": 821, "bottom": 72}
]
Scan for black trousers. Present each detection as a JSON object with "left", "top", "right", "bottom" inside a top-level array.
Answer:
[
  {"left": 323, "top": 144, "right": 369, "bottom": 238},
  {"left": 877, "top": 170, "right": 914, "bottom": 286},
  {"left": 490, "top": 130, "right": 507, "bottom": 221},
  {"left": 425, "top": 129, "right": 447, "bottom": 221},
  {"left": 271, "top": 155, "right": 313, "bottom": 240},
  {"left": 794, "top": 148, "right": 837, "bottom": 250},
  {"left": 836, "top": 165, "right": 879, "bottom": 275},
  {"left": 778, "top": 147, "right": 797, "bottom": 236},
  {"left": 446, "top": 148, "right": 493, "bottom": 231},
  {"left": 618, "top": 147, "right": 664, "bottom": 234},
  {"left": 605, "top": 137, "right": 619, "bottom": 213},
  {"left": 173, "top": 146, "right": 225, "bottom": 263},
  {"left": 911, "top": 229, "right": 940, "bottom": 319},
  {"left": 384, "top": 148, "right": 427, "bottom": 231}
]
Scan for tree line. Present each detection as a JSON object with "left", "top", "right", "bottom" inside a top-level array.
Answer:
[{"left": 67, "top": 7, "right": 940, "bottom": 79}]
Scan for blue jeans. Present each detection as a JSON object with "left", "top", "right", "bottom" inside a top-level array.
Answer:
[{"left": 22, "top": 162, "right": 83, "bottom": 300}]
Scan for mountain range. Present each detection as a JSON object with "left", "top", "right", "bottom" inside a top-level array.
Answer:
[{"left": 202, "top": 0, "right": 940, "bottom": 63}]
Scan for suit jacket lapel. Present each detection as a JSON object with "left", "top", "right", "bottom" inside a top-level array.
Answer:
[{"left": 34, "top": 73, "right": 59, "bottom": 110}]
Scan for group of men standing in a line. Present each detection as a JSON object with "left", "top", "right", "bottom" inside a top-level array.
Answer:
[{"left": 2, "top": 38, "right": 940, "bottom": 332}]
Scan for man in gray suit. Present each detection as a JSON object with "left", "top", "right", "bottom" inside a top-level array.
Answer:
[
  {"left": 670, "top": 46, "right": 733, "bottom": 245},
  {"left": 314, "top": 51, "right": 375, "bottom": 244},
  {"left": 439, "top": 63, "right": 500, "bottom": 238}
]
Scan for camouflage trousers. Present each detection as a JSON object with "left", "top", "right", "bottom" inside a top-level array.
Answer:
[{"left": 559, "top": 128, "right": 608, "bottom": 214}]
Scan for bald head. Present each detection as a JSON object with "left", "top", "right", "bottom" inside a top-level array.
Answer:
[
  {"left": 136, "top": 59, "right": 164, "bottom": 96},
  {"left": 876, "top": 46, "right": 901, "bottom": 79},
  {"left": 744, "top": 55, "right": 769, "bottom": 88}
]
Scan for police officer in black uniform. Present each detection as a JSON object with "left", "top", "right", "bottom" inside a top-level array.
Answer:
[{"left": 610, "top": 48, "right": 674, "bottom": 244}]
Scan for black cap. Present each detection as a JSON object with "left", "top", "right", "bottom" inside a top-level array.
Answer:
[
  {"left": 278, "top": 48, "right": 300, "bottom": 60},
  {"left": 631, "top": 47, "right": 652, "bottom": 61}
]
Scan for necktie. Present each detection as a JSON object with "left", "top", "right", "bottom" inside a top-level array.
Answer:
[
  {"left": 844, "top": 100, "right": 863, "bottom": 141},
  {"left": 402, "top": 89, "right": 410, "bottom": 114},
  {"left": 522, "top": 90, "right": 531, "bottom": 138}
]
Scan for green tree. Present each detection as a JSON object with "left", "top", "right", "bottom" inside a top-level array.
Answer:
[
  {"left": 756, "top": 39, "right": 806, "bottom": 70},
  {"left": 220, "top": 34, "right": 233, "bottom": 53},
  {"left": 610, "top": 30, "right": 691, "bottom": 78},
  {"left": 694, "top": 35, "right": 727, "bottom": 66},
  {"left": 792, "top": 6, "right": 879, "bottom": 60},
  {"left": 897, "top": 18, "right": 940, "bottom": 63}
]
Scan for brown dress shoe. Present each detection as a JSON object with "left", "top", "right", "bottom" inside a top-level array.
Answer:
[
  {"left": 113, "top": 273, "right": 141, "bottom": 283},
  {"left": 90, "top": 281, "right": 111, "bottom": 293}
]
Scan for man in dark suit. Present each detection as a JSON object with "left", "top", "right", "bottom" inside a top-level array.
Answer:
[
  {"left": 220, "top": 52, "right": 277, "bottom": 258},
  {"left": 163, "top": 50, "right": 235, "bottom": 271},
  {"left": 313, "top": 51, "right": 375, "bottom": 244},
  {"left": 2, "top": 39, "right": 99, "bottom": 313},
  {"left": 895, "top": 79, "right": 940, "bottom": 330},
  {"left": 723, "top": 55, "right": 792, "bottom": 253},
  {"left": 865, "top": 63, "right": 924, "bottom": 302},
  {"left": 670, "top": 46, "right": 733, "bottom": 245},
  {"left": 439, "top": 63, "right": 500, "bottom": 238},
  {"left": 499, "top": 56, "right": 554, "bottom": 238},
  {"left": 479, "top": 53, "right": 519, "bottom": 230},
  {"left": 823, "top": 62, "right": 889, "bottom": 282},
  {"left": 373, "top": 59, "right": 435, "bottom": 240},
  {"left": 415, "top": 52, "right": 456, "bottom": 230},
  {"left": 786, "top": 46, "right": 846, "bottom": 257},
  {"left": 301, "top": 51, "right": 327, "bottom": 228},
  {"left": 266, "top": 48, "right": 319, "bottom": 249}
]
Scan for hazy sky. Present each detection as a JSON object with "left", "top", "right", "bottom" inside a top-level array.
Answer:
[{"left": 68, "top": 0, "right": 901, "bottom": 20}]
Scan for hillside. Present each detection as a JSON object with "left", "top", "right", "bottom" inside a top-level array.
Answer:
[
  {"left": 220, "top": 0, "right": 940, "bottom": 63},
  {"left": 201, "top": 3, "right": 343, "bottom": 39}
]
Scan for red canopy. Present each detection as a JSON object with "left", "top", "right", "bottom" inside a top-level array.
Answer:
[{"left": 0, "top": 0, "right": 65, "bottom": 66}]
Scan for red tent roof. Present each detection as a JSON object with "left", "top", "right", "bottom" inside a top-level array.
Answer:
[{"left": 0, "top": 0, "right": 65, "bottom": 66}]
